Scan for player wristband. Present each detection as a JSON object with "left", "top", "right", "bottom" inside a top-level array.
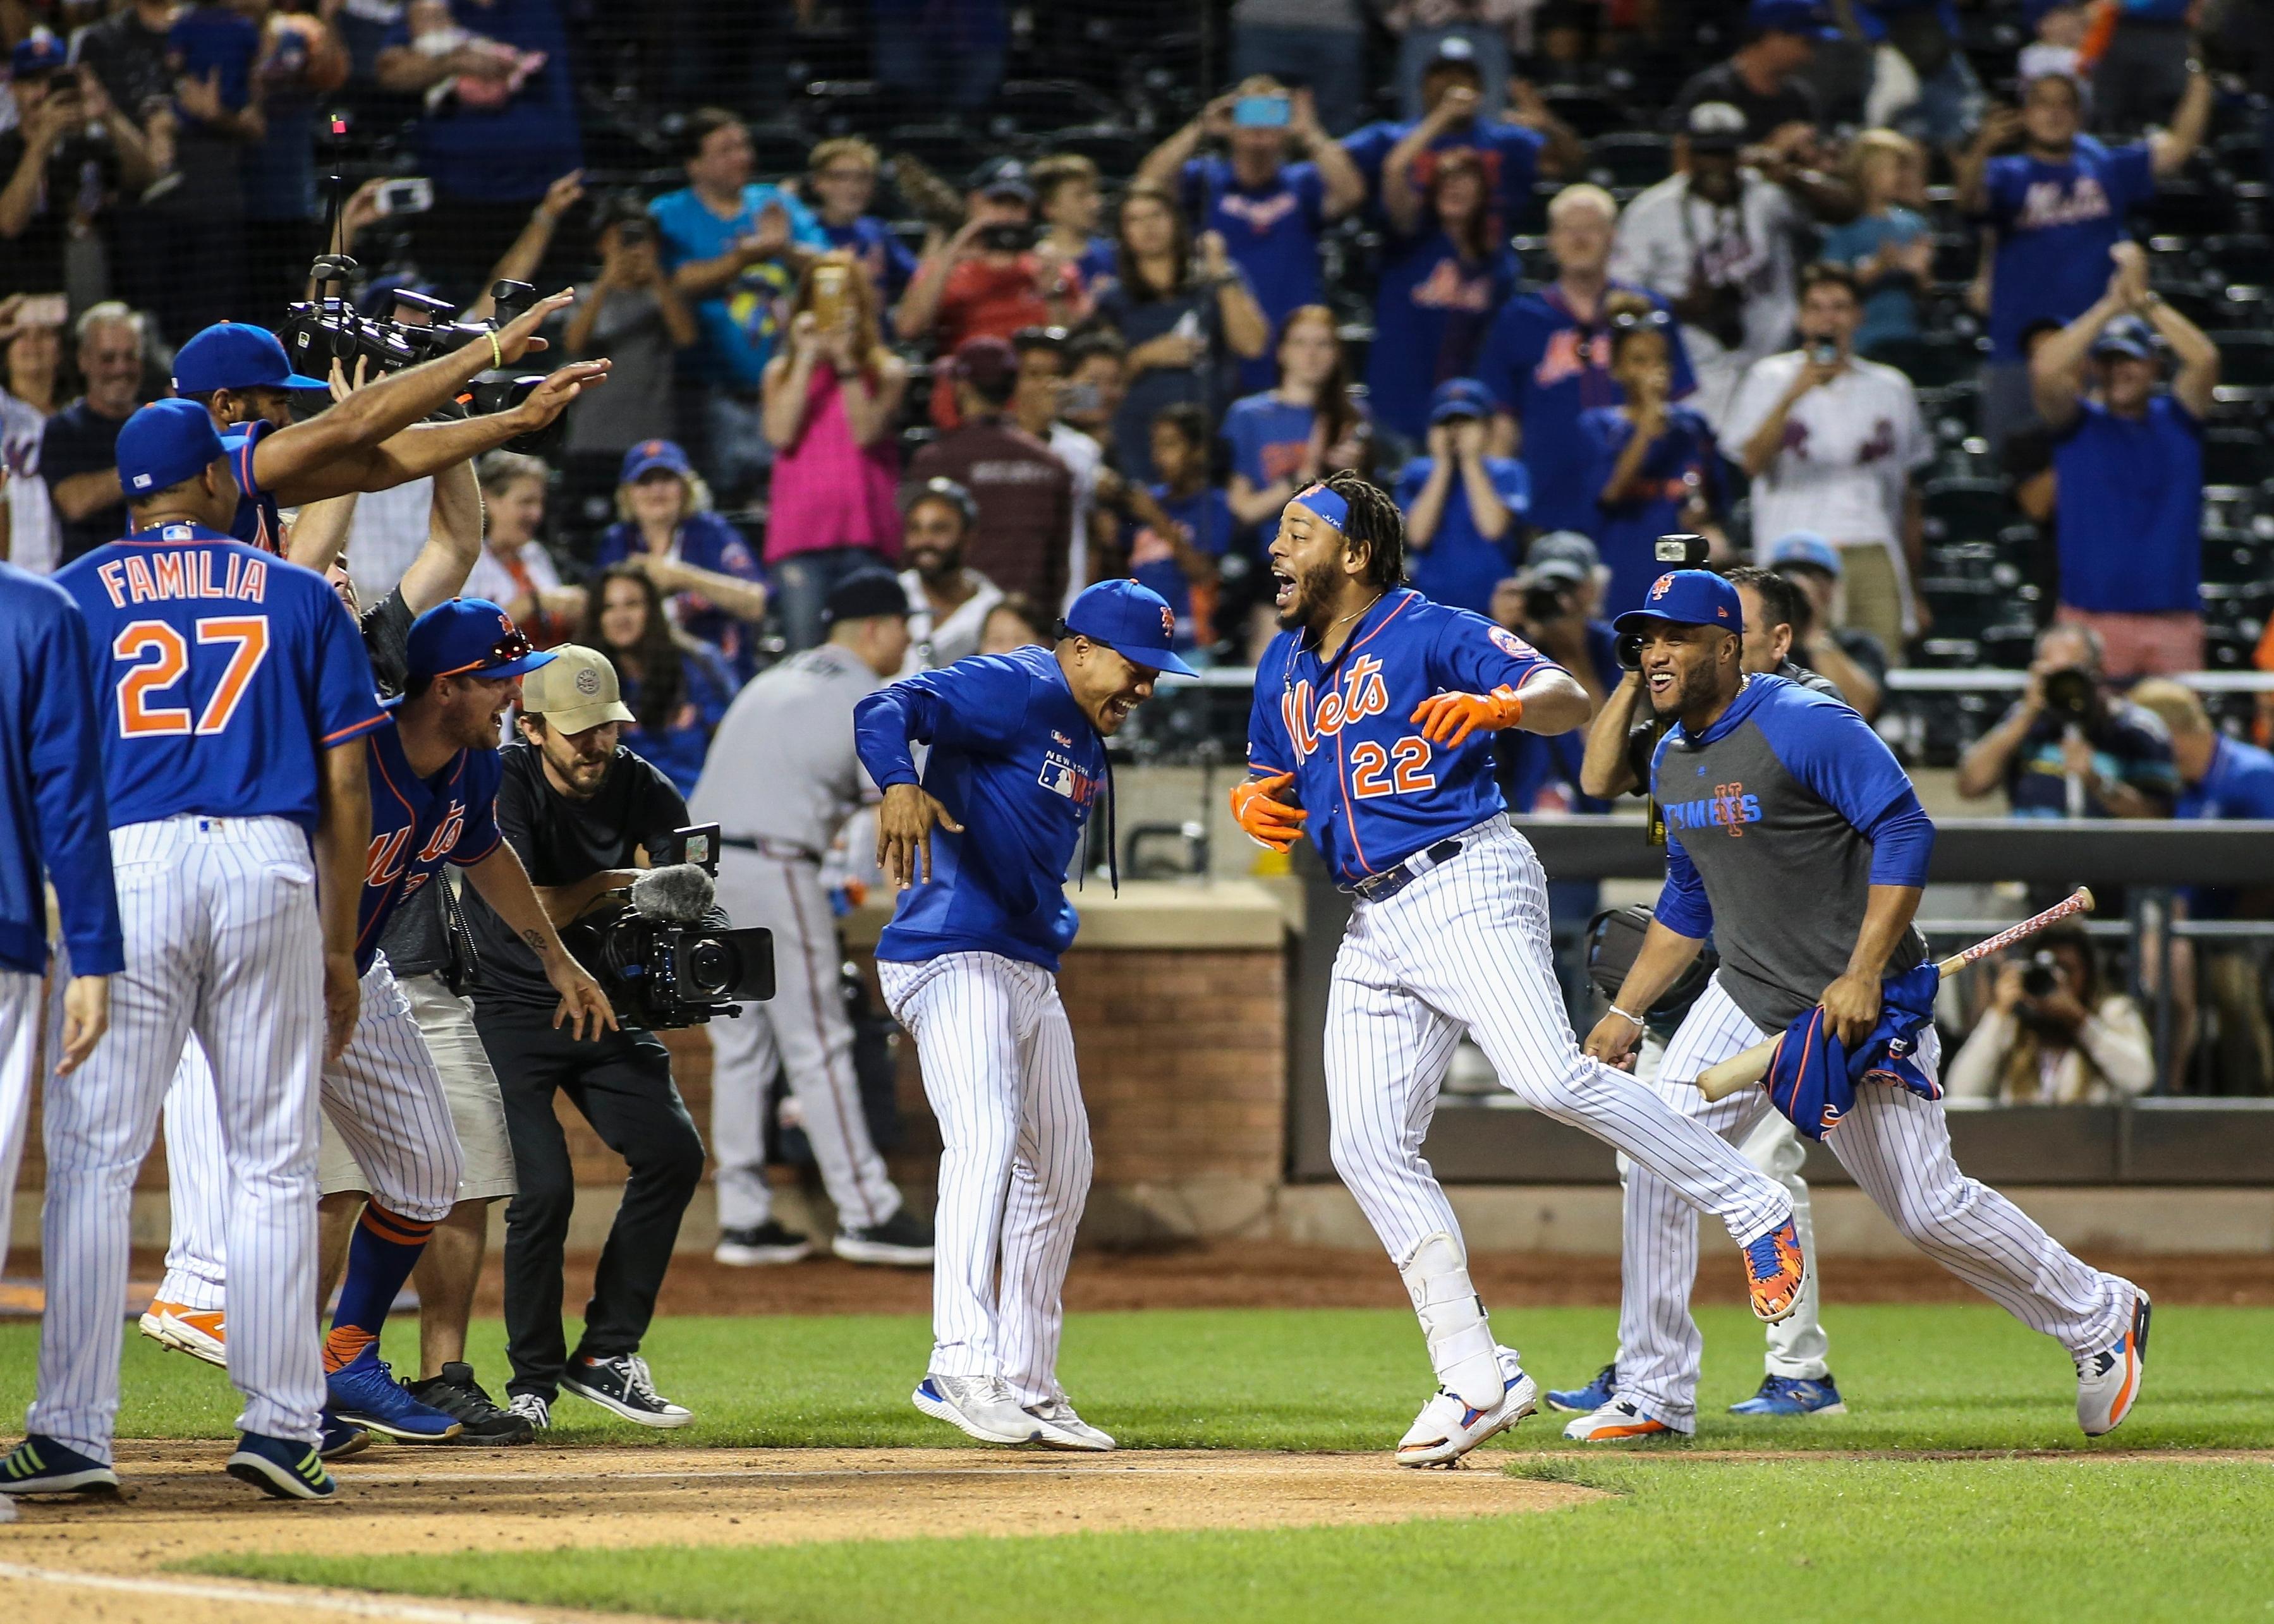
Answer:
[
  {"left": 1608, "top": 1005, "right": 1645, "bottom": 1026},
  {"left": 487, "top": 331, "right": 504, "bottom": 370}
]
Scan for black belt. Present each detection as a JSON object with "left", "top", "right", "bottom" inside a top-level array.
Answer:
[
  {"left": 719, "top": 835, "right": 823, "bottom": 864},
  {"left": 1347, "top": 837, "right": 1465, "bottom": 904}
]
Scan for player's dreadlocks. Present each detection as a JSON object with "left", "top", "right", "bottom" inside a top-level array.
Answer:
[{"left": 1315, "top": 468, "right": 1406, "bottom": 591}]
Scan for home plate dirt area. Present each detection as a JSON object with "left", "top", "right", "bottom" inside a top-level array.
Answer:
[{"left": 0, "top": 1445, "right": 1598, "bottom": 1622}]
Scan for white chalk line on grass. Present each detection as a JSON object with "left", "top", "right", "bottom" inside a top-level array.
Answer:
[{"left": 0, "top": 1560, "right": 542, "bottom": 1624}]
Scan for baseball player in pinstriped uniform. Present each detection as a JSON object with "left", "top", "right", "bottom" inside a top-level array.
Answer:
[
  {"left": 853, "top": 578, "right": 1193, "bottom": 1451},
  {"left": 4, "top": 401, "right": 382, "bottom": 1501},
  {"left": 1230, "top": 474, "right": 1804, "bottom": 1468},
  {"left": 1574, "top": 571, "right": 2149, "bottom": 1441},
  {"left": 693, "top": 570, "right": 934, "bottom": 1268},
  {"left": 0, "top": 564, "right": 121, "bottom": 1285}
]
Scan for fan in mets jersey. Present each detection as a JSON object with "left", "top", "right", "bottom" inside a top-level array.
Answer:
[{"left": 1231, "top": 471, "right": 1804, "bottom": 1468}]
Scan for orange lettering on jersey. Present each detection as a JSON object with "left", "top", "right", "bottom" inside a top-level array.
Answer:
[
  {"left": 417, "top": 803, "right": 466, "bottom": 863},
  {"left": 123, "top": 555, "right": 157, "bottom": 603},
  {"left": 1280, "top": 655, "right": 1394, "bottom": 763},
  {"left": 366, "top": 827, "right": 411, "bottom": 889}
]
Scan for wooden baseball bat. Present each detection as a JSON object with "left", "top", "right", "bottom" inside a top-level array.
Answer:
[{"left": 1690, "top": 887, "right": 2096, "bottom": 1103}]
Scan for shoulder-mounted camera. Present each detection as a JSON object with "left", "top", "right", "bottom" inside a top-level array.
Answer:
[{"left": 561, "top": 824, "right": 775, "bottom": 1030}]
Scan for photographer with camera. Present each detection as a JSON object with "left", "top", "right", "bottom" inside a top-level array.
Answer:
[
  {"left": 1946, "top": 923, "right": 2154, "bottom": 1105},
  {"left": 1955, "top": 623, "right": 2177, "bottom": 820},
  {"left": 460, "top": 646, "right": 710, "bottom": 1433},
  {"left": 169, "top": 289, "right": 605, "bottom": 558},
  {"left": 1, "top": 35, "right": 160, "bottom": 300},
  {"left": 1394, "top": 379, "right": 1529, "bottom": 617}
]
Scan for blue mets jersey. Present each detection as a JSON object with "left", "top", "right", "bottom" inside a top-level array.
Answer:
[
  {"left": 56, "top": 521, "right": 385, "bottom": 831},
  {"left": 1248, "top": 588, "right": 1559, "bottom": 887},
  {"left": 0, "top": 564, "right": 123, "bottom": 978},
  {"left": 221, "top": 419, "right": 287, "bottom": 554},
  {"left": 355, "top": 716, "right": 503, "bottom": 974},
  {"left": 853, "top": 645, "right": 1107, "bottom": 973}
]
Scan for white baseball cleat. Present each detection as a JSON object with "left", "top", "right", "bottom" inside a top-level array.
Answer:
[
  {"left": 157, "top": 1306, "right": 228, "bottom": 1369},
  {"left": 913, "top": 1374, "right": 1048, "bottom": 1445},
  {"left": 2076, "top": 1289, "right": 2151, "bottom": 1438},
  {"left": 1561, "top": 1395, "right": 1683, "bottom": 1443},
  {"left": 1026, "top": 1390, "right": 1116, "bottom": 1451},
  {"left": 1397, "top": 1345, "right": 1538, "bottom": 1468}
]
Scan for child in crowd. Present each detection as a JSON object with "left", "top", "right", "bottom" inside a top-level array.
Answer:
[
  {"left": 1122, "top": 403, "right": 1234, "bottom": 654},
  {"left": 1820, "top": 130, "right": 1934, "bottom": 359},
  {"left": 1578, "top": 295, "right": 1721, "bottom": 617}
]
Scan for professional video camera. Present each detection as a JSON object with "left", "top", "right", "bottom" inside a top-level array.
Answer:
[
  {"left": 276, "top": 267, "right": 568, "bottom": 457},
  {"left": 563, "top": 825, "right": 775, "bottom": 1031}
]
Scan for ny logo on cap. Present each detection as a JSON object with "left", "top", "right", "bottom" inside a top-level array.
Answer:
[
  {"left": 1650, "top": 574, "right": 1674, "bottom": 598},
  {"left": 1160, "top": 605, "right": 1175, "bottom": 637}
]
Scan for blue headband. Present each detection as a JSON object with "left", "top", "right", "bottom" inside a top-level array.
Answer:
[{"left": 1292, "top": 483, "right": 1349, "bottom": 530}]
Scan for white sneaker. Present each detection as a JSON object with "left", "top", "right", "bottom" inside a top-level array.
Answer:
[
  {"left": 1397, "top": 1345, "right": 1538, "bottom": 1467},
  {"left": 913, "top": 1374, "right": 1047, "bottom": 1445},
  {"left": 1562, "top": 1395, "right": 1682, "bottom": 1443},
  {"left": 1026, "top": 1391, "right": 1116, "bottom": 1451},
  {"left": 2077, "top": 1290, "right": 2151, "bottom": 1437},
  {"left": 507, "top": 1393, "right": 551, "bottom": 1432}
]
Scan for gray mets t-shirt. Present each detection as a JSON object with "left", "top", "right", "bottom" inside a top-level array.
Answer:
[{"left": 1651, "top": 674, "right": 1932, "bottom": 1031}]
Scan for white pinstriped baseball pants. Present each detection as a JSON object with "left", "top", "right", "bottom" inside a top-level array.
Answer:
[
  {"left": 708, "top": 852, "right": 900, "bottom": 1233},
  {"left": 1618, "top": 975, "right": 2135, "bottom": 1431},
  {"left": 1326, "top": 819, "right": 1792, "bottom": 1290},
  {"left": 877, "top": 951, "right": 1090, "bottom": 1407},
  {"left": 33, "top": 816, "right": 327, "bottom": 1457},
  {"left": 0, "top": 973, "right": 40, "bottom": 1271},
  {"left": 1622, "top": 1027, "right": 1829, "bottom": 1381},
  {"left": 154, "top": 953, "right": 468, "bottom": 1313}
]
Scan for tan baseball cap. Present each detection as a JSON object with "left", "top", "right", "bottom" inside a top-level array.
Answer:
[{"left": 518, "top": 644, "right": 635, "bottom": 734}]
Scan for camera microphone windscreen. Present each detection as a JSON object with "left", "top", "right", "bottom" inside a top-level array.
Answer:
[{"left": 629, "top": 864, "right": 716, "bottom": 923}]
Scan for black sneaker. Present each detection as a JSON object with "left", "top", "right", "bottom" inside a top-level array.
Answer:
[
  {"left": 833, "top": 1207, "right": 935, "bottom": 1266},
  {"left": 715, "top": 1219, "right": 813, "bottom": 1266},
  {"left": 562, "top": 1353, "right": 692, "bottom": 1428},
  {"left": 407, "top": 1362, "right": 538, "bottom": 1445}
]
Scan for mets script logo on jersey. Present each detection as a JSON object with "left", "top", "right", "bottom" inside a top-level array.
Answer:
[
  {"left": 2016, "top": 176, "right": 2112, "bottom": 230},
  {"left": 1533, "top": 325, "right": 1612, "bottom": 388},
  {"left": 1661, "top": 781, "right": 1762, "bottom": 837},
  {"left": 1038, "top": 749, "right": 1099, "bottom": 806},
  {"left": 1281, "top": 655, "right": 1389, "bottom": 763}
]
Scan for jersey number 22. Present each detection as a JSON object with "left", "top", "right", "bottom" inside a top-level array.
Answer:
[
  {"left": 1349, "top": 736, "right": 1435, "bottom": 799},
  {"left": 114, "top": 617, "right": 271, "bottom": 737}
]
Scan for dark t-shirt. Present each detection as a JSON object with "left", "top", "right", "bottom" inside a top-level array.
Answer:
[
  {"left": 1668, "top": 60, "right": 1821, "bottom": 143},
  {"left": 462, "top": 739, "right": 688, "bottom": 1011},
  {"left": 0, "top": 126, "right": 118, "bottom": 296},
  {"left": 362, "top": 588, "right": 454, "bottom": 979},
  {"left": 40, "top": 399, "right": 133, "bottom": 565},
  {"left": 76, "top": 10, "right": 175, "bottom": 122}
]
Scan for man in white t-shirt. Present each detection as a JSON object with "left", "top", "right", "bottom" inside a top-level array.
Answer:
[
  {"left": 895, "top": 477, "right": 1003, "bottom": 672},
  {"left": 1724, "top": 261, "right": 1932, "bottom": 657},
  {"left": 1610, "top": 102, "right": 1804, "bottom": 429},
  {"left": 1, "top": 377, "right": 58, "bottom": 576}
]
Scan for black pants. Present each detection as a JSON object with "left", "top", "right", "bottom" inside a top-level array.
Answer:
[{"left": 474, "top": 1002, "right": 706, "bottom": 1401}]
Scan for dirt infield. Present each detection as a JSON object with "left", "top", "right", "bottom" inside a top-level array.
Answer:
[{"left": 0, "top": 1443, "right": 1597, "bottom": 1624}]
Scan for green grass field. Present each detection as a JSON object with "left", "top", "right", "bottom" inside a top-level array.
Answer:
[{"left": 21, "top": 1302, "right": 2274, "bottom": 1622}]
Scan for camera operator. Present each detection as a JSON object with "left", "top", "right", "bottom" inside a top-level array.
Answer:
[
  {"left": 1579, "top": 559, "right": 1842, "bottom": 801},
  {"left": 1955, "top": 622, "right": 2177, "bottom": 820},
  {"left": 459, "top": 645, "right": 707, "bottom": 1432},
  {"left": 166, "top": 291, "right": 607, "bottom": 558},
  {"left": 1945, "top": 923, "right": 2153, "bottom": 1105}
]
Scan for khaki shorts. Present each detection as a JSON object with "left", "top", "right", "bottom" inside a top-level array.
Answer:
[{"left": 320, "top": 971, "right": 517, "bottom": 1203}]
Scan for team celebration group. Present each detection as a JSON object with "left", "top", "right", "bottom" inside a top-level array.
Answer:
[{"left": 0, "top": 294, "right": 2149, "bottom": 1505}]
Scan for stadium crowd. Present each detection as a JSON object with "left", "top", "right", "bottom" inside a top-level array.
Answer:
[{"left": 3, "top": 0, "right": 2273, "bottom": 1091}]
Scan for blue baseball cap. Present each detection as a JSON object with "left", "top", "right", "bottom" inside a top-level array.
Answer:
[
  {"left": 1428, "top": 378, "right": 1495, "bottom": 425},
  {"left": 1749, "top": 0, "right": 1840, "bottom": 38},
  {"left": 11, "top": 30, "right": 66, "bottom": 75},
  {"left": 1768, "top": 530, "right": 1843, "bottom": 578},
  {"left": 619, "top": 438, "right": 693, "bottom": 483},
  {"left": 173, "top": 322, "right": 327, "bottom": 395},
  {"left": 116, "top": 399, "right": 227, "bottom": 498},
  {"left": 404, "top": 598, "right": 557, "bottom": 686},
  {"left": 1062, "top": 579, "right": 1199, "bottom": 678},
  {"left": 1612, "top": 569, "right": 1744, "bottom": 638},
  {"left": 2091, "top": 318, "right": 2156, "bottom": 363}
]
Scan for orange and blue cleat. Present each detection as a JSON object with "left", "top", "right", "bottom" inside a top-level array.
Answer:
[{"left": 1744, "top": 1218, "right": 1807, "bottom": 1323}]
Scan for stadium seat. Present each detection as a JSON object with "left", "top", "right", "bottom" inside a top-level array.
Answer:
[
  {"left": 1876, "top": 333, "right": 1982, "bottom": 391},
  {"left": 1929, "top": 235, "right": 1979, "bottom": 287},
  {"left": 2210, "top": 332, "right": 2274, "bottom": 400},
  {"left": 1920, "top": 478, "right": 2012, "bottom": 544},
  {"left": 2200, "top": 234, "right": 2272, "bottom": 285},
  {"left": 2203, "top": 427, "right": 2274, "bottom": 492},
  {"left": 2136, "top": 183, "right": 2236, "bottom": 240},
  {"left": 2201, "top": 528, "right": 2272, "bottom": 587}
]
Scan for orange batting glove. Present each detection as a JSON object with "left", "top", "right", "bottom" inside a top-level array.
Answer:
[
  {"left": 1409, "top": 684, "right": 1524, "bottom": 749},
  {"left": 1230, "top": 772, "right": 1308, "bottom": 852}
]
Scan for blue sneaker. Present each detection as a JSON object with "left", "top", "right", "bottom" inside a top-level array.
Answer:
[
  {"left": 327, "top": 1345, "right": 463, "bottom": 1442},
  {"left": 225, "top": 1432, "right": 336, "bottom": 1500},
  {"left": 1729, "top": 1374, "right": 1847, "bottom": 1416},
  {"left": 318, "top": 1408, "right": 370, "bottom": 1460},
  {"left": 1546, "top": 1363, "right": 1618, "bottom": 1414},
  {"left": 0, "top": 1434, "right": 118, "bottom": 1495}
]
